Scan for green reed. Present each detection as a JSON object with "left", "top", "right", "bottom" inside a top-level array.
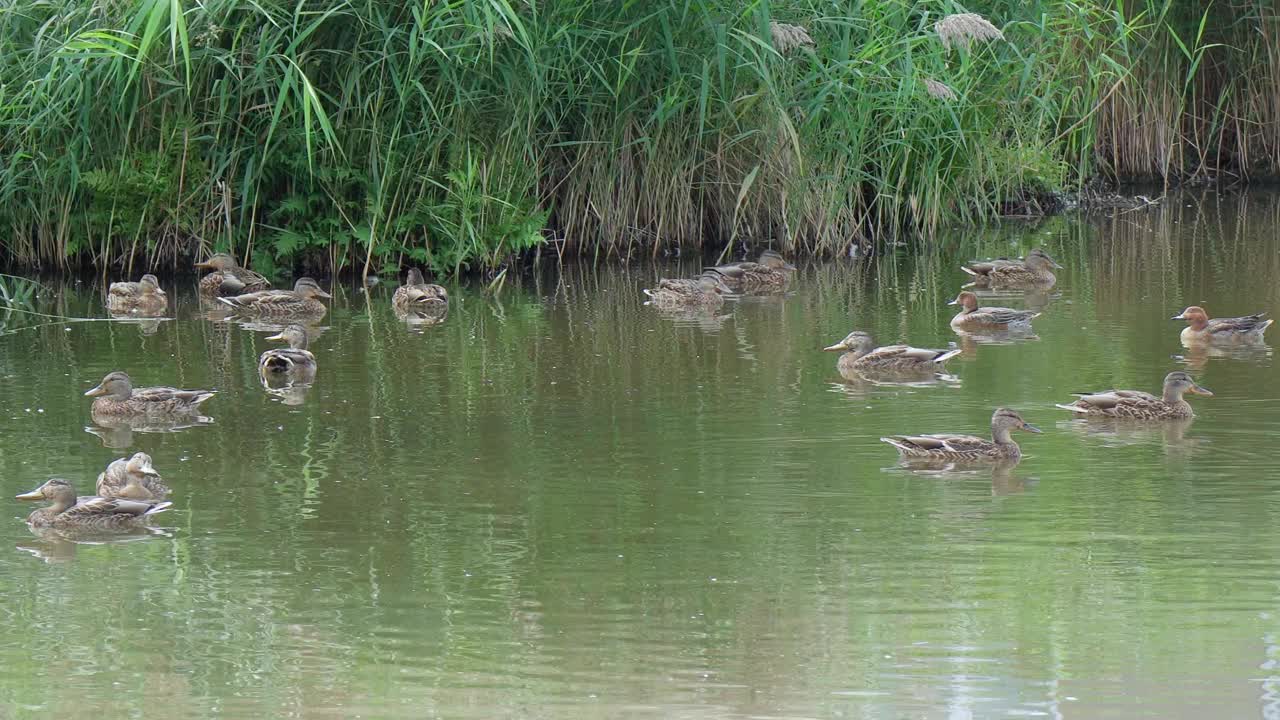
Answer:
[{"left": 0, "top": 0, "right": 1274, "bottom": 275}]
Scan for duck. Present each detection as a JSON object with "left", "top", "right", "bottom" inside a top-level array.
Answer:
[
  {"left": 258, "top": 324, "right": 317, "bottom": 379},
  {"left": 106, "top": 274, "right": 168, "bottom": 315},
  {"left": 704, "top": 250, "right": 797, "bottom": 293},
  {"left": 85, "top": 371, "right": 215, "bottom": 416},
  {"left": 643, "top": 271, "right": 733, "bottom": 309},
  {"left": 217, "top": 277, "right": 331, "bottom": 318},
  {"left": 1172, "top": 306, "right": 1272, "bottom": 344},
  {"left": 194, "top": 253, "right": 271, "bottom": 297},
  {"left": 881, "top": 408, "right": 1042, "bottom": 462},
  {"left": 392, "top": 268, "right": 449, "bottom": 313},
  {"left": 16, "top": 478, "right": 172, "bottom": 530},
  {"left": 823, "top": 331, "right": 960, "bottom": 375},
  {"left": 96, "top": 452, "right": 171, "bottom": 501},
  {"left": 961, "top": 248, "right": 1061, "bottom": 288},
  {"left": 1056, "top": 371, "right": 1212, "bottom": 420},
  {"left": 949, "top": 291, "right": 1039, "bottom": 331}
]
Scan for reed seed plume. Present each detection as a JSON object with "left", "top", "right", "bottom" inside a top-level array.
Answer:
[
  {"left": 770, "top": 21, "right": 814, "bottom": 56},
  {"left": 923, "top": 79, "right": 958, "bottom": 101},
  {"left": 935, "top": 13, "right": 1005, "bottom": 52}
]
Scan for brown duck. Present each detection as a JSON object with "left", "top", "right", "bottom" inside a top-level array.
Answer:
[
  {"left": 195, "top": 253, "right": 271, "bottom": 297},
  {"left": 704, "top": 250, "right": 796, "bottom": 293},
  {"left": 961, "top": 248, "right": 1061, "bottom": 288},
  {"left": 823, "top": 331, "right": 960, "bottom": 375},
  {"left": 1172, "top": 306, "right": 1272, "bottom": 344},
  {"left": 16, "top": 478, "right": 172, "bottom": 530},
  {"left": 85, "top": 371, "right": 215, "bottom": 417},
  {"left": 96, "top": 452, "right": 171, "bottom": 501},
  {"left": 643, "top": 272, "right": 733, "bottom": 309},
  {"left": 949, "top": 291, "right": 1039, "bottom": 331},
  {"left": 392, "top": 268, "right": 449, "bottom": 313},
  {"left": 881, "top": 408, "right": 1042, "bottom": 462},
  {"left": 217, "top": 277, "right": 331, "bottom": 318},
  {"left": 1056, "top": 371, "right": 1212, "bottom": 420},
  {"left": 106, "top": 274, "right": 168, "bottom": 315}
]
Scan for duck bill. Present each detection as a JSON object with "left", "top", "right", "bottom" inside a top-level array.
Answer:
[
  {"left": 194, "top": 260, "right": 214, "bottom": 270},
  {"left": 783, "top": 262, "right": 797, "bottom": 271},
  {"left": 1189, "top": 384, "right": 1213, "bottom": 396},
  {"left": 15, "top": 489, "right": 43, "bottom": 501},
  {"left": 1051, "top": 261, "right": 1063, "bottom": 269},
  {"left": 137, "top": 459, "right": 160, "bottom": 476},
  {"left": 1021, "top": 423, "right": 1043, "bottom": 434},
  {"left": 84, "top": 383, "right": 106, "bottom": 397},
  {"left": 947, "top": 299, "right": 960, "bottom": 306},
  {"left": 1171, "top": 311, "right": 1187, "bottom": 320},
  {"left": 822, "top": 343, "right": 849, "bottom": 352},
  {"left": 266, "top": 332, "right": 286, "bottom": 342},
  {"left": 315, "top": 289, "right": 333, "bottom": 299}
]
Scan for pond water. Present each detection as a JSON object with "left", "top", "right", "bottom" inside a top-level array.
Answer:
[{"left": 1, "top": 192, "right": 1279, "bottom": 718}]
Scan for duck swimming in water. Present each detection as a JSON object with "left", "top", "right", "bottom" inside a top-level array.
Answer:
[
  {"left": 16, "top": 478, "right": 172, "bottom": 530},
  {"left": 195, "top": 253, "right": 271, "bottom": 298},
  {"left": 823, "top": 331, "right": 960, "bottom": 375},
  {"left": 881, "top": 408, "right": 1042, "bottom": 462},
  {"left": 1172, "top": 306, "right": 1271, "bottom": 344},
  {"left": 949, "top": 291, "right": 1039, "bottom": 331},
  {"left": 1056, "top": 371, "right": 1212, "bottom": 420},
  {"left": 96, "top": 452, "right": 171, "bottom": 501},
  {"left": 106, "top": 274, "right": 168, "bottom": 315},
  {"left": 961, "top": 248, "right": 1061, "bottom": 289},
  {"left": 218, "top": 277, "right": 331, "bottom": 318},
  {"left": 85, "top": 371, "right": 215, "bottom": 417}
]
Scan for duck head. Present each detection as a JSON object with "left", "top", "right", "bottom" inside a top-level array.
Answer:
[
  {"left": 195, "top": 253, "right": 238, "bottom": 272},
  {"left": 266, "top": 324, "right": 311, "bottom": 350},
  {"left": 823, "top": 331, "right": 876, "bottom": 355},
  {"left": 85, "top": 371, "right": 134, "bottom": 400},
  {"left": 293, "top": 278, "right": 332, "bottom": 300},
  {"left": 758, "top": 250, "right": 797, "bottom": 271},
  {"left": 16, "top": 478, "right": 77, "bottom": 511},
  {"left": 948, "top": 291, "right": 980, "bottom": 312},
  {"left": 1025, "top": 248, "right": 1062, "bottom": 270},
  {"left": 1172, "top": 306, "right": 1209, "bottom": 329},
  {"left": 1163, "top": 371, "right": 1212, "bottom": 398},
  {"left": 992, "top": 407, "right": 1041, "bottom": 434}
]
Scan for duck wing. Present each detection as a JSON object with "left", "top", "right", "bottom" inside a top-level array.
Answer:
[
  {"left": 975, "top": 307, "right": 1039, "bottom": 324},
  {"left": 62, "top": 496, "right": 171, "bottom": 521},
  {"left": 1207, "top": 313, "right": 1270, "bottom": 336},
  {"left": 132, "top": 386, "right": 216, "bottom": 406}
]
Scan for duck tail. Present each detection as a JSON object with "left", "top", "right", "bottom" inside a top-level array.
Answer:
[
  {"left": 934, "top": 349, "right": 963, "bottom": 365},
  {"left": 144, "top": 501, "right": 174, "bottom": 517},
  {"left": 642, "top": 288, "right": 655, "bottom": 299},
  {"left": 1055, "top": 402, "right": 1087, "bottom": 413},
  {"left": 879, "top": 437, "right": 910, "bottom": 453},
  {"left": 192, "top": 391, "right": 216, "bottom": 405},
  {"left": 960, "top": 266, "right": 979, "bottom": 277},
  {"left": 216, "top": 296, "right": 241, "bottom": 308}
]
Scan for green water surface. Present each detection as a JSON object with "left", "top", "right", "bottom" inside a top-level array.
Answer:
[{"left": 1, "top": 192, "right": 1279, "bottom": 719}]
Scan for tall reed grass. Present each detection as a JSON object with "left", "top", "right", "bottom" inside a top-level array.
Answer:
[{"left": 0, "top": 0, "right": 1274, "bottom": 275}]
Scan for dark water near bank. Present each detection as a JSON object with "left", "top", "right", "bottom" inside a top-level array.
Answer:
[{"left": 2, "top": 192, "right": 1280, "bottom": 718}]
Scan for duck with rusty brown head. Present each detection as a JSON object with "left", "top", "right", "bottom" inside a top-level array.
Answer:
[
  {"left": 1172, "top": 305, "right": 1271, "bottom": 345},
  {"left": 949, "top": 291, "right": 1039, "bottom": 331}
]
